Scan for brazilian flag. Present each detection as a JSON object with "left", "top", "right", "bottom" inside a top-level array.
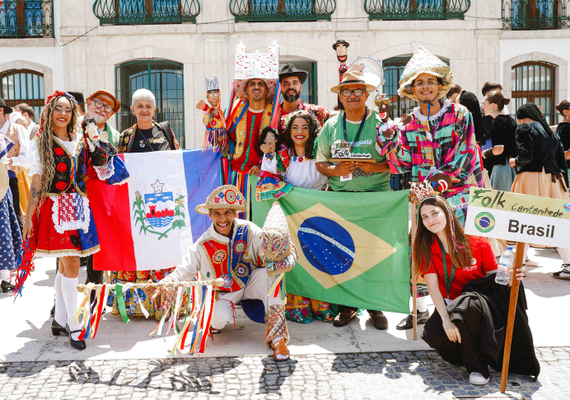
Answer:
[{"left": 253, "top": 187, "right": 410, "bottom": 314}]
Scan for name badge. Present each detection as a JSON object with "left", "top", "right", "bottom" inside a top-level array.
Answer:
[{"left": 340, "top": 173, "right": 353, "bottom": 182}]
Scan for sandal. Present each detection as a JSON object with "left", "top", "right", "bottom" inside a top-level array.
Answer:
[
  {"left": 332, "top": 307, "right": 358, "bottom": 327},
  {"left": 271, "top": 338, "right": 290, "bottom": 361},
  {"left": 369, "top": 310, "right": 388, "bottom": 330}
]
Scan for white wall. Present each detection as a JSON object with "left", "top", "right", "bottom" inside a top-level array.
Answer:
[{"left": 2, "top": 0, "right": 570, "bottom": 145}]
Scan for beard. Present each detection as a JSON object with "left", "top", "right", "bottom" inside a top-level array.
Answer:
[{"left": 284, "top": 89, "right": 300, "bottom": 103}]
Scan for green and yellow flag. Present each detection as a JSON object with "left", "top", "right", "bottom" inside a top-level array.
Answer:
[{"left": 253, "top": 187, "right": 410, "bottom": 314}]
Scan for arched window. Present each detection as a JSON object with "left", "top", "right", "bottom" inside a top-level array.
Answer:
[
  {"left": 115, "top": 60, "right": 185, "bottom": 148},
  {"left": 511, "top": 61, "right": 556, "bottom": 124},
  {"left": 0, "top": 68, "right": 45, "bottom": 121}
]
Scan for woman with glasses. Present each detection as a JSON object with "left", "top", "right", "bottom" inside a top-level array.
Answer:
[{"left": 23, "top": 91, "right": 128, "bottom": 351}]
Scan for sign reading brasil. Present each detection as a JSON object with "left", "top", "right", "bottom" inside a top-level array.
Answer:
[{"left": 465, "top": 187, "right": 570, "bottom": 248}]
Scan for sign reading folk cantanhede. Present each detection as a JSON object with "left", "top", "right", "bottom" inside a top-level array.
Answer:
[{"left": 465, "top": 187, "right": 570, "bottom": 248}]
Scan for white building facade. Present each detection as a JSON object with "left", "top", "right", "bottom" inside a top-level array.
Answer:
[{"left": 1, "top": 0, "right": 569, "bottom": 148}]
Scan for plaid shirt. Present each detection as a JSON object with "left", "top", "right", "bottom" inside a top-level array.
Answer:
[{"left": 378, "top": 101, "right": 483, "bottom": 201}]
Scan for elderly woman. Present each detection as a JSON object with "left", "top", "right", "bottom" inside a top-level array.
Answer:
[
  {"left": 108, "top": 88, "right": 181, "bottom": 320},
  {"left": 117, "top": 88, "right": 179, "bottom": 153}
]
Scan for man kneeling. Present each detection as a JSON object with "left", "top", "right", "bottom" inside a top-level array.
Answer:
[{"left": 144, "top": 185, "right": 290, "bottom": 361}]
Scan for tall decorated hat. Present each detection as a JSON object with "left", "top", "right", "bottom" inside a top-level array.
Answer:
[
  {"left": 205, "top": 76, "right": 220, "bottom": 92},
  {"left": 262, "top": 202, "right": 297, "bottom": 276},
  {"left": 398, "top": 46, "right": 453, "bottom": 102},
  {"left": 195, "top": 185, "right": 247, "bottom": 215},
  {"left": 234, "top": 41, "right": 279, "bottom": 102}
]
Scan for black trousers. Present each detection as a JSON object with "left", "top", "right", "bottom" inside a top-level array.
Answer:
[{"left": 422, "top": 305, "right": 492, "bottom": 378}]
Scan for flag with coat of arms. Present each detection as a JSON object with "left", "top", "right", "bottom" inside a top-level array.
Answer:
[
  {"left": 252, "top": 186, "right": 410, "bottom": 314},
  {"left": 87, "top": 149, "right": 221, "bottom": 271}
]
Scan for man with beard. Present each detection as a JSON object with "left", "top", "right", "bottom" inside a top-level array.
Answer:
[
  {"left": 315, "top": 66, "right": 392, "bottom": 330},
  {"left": 84, "top": 90, "right": 121, "bottom": 147},
  {"left": 277, "top": 63, "right": 330, "bottom": 137}
]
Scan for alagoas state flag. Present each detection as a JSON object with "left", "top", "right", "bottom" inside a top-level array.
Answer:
[
  {"left": 252, "top": 187, "right": 410, "bottom": 314},
  {"left": 87, "top": 149, "right": 221, "bottom": 271}
]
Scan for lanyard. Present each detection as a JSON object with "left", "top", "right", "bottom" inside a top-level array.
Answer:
[
  {"left": 342, "top": 107, "right": 368, "bottom": 149},
  {"left": 437, "top": 238, "right": 456, "bottom": 299}
]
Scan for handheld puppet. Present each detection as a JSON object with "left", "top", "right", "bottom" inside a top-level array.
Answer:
[
  {"left": 333, "top": 39, "right": 350, "bottom": 83},
  {"left": 196, "top": 76, "right": 227, "bottom": 152},
  {"left": 255, "top": 127, "right": 293, "bottom": 201}
]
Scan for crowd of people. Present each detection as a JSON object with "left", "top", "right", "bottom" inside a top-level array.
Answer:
[{"left": 1, "top": 44, "right": 568, "bottom": 384}]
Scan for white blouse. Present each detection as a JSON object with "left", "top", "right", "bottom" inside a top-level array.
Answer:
[
  {"left": 261, "top": 152, "right": 328, "bottom": 190},
  {"left": 27, "top": 135, "right": 81, "bottom": 177}
]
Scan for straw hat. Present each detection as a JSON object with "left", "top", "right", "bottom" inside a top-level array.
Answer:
[
  {"left": 0, "top": 163, "right": 9, "bottom": 201},
  {"left": 397, "top": 46, "right": 453, "bottom": 102},
  {"left": 330, "top": 65, "right": 376, "bottom": 94},
  {"left": 195, "top": 185, "right": 247, "bottom": 215}
]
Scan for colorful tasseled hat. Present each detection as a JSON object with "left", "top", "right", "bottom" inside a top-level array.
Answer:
[
  {"left": 234, "top": 41, "right": 279, "bottom": 103},
  {"left": 261, "top": 202, "right": 297, "bottom": 276},
  {"left": 195, "top": 185, "right": 247, "bottom": 215},
  {"left": 398, "top": 46, "right": 453, "bottom": 102}
]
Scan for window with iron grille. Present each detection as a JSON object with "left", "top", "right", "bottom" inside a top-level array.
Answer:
[
  {"left": 0, "top": 0, "right": 54, "bottom": 38},
  {"left": 502, "top": 0, "right": 570, "bottom": 30},
  {"left": 115, "top": 60, "right": 185, "bottom": 148},
  {"left": 511, "top": 61, "right": 557, "bottom": 125},
  {"left": 0, "top": 69, "right": 44, "bottom": 122},
  {"left": 229, "top": 0, "right": 336, "bottom": 22}
]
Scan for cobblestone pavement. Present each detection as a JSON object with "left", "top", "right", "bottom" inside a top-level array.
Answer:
[{"left": 0, "top": 347, "right": 567, "bottom": 400}]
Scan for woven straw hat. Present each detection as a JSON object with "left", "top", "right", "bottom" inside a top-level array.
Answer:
[
  {"left": 398, "top": 46, "right": 453, "bottom": 102},
  {"left": 0, "top": 163, "right": 9, "bottom": 201},
  {"left": 195, "top": 185, "right": 247, "bottom": 215},
  {"left": 261, "top": 202, "right": 295, "bottom": 263},
  {"left": 330, "top": 65, "right": 376, "bottom": 94}
]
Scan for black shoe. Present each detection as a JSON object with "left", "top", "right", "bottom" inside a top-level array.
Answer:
[
  {"left": 1, "top": 280, "right": 15, "bottom": 293},
  {"left": 66, "top": 325, "right": 86, "bottom": 351},
  {"left": 369, "top": 310, "right": 388, "bottom": 330},
  {"left": 50, "top": 304, "right": 55, "bottom": 317},
  {"left": 396, "top": 310, "right": 430, "bottom": 330},
  {"left": 51, "top": 319, "right": 67, "bottom": 336}
]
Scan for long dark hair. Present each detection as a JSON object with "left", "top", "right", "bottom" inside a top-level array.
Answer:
[
  {"left": 283, "top": 110, "right": 319, "bottom": 160},
  {"left": 257, "top": 126, "right": 280, "bottom": 155},
  {"left": 413, "top": 197, "right": 472, "bottom": 277}
]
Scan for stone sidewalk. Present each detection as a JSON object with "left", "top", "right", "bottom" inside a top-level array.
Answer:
[{"left": 0, "top": 348, "right": 566, "bottom": 400}]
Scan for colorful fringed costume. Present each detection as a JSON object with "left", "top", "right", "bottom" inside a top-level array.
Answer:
[
  {"left": 162, "top": 186, "right": 290, "bottom": 346},
  {"left": 201, "top": 103, "right": 226, "bottom": 151}
]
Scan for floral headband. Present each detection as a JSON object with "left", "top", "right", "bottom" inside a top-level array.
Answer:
[{"left": 46, "top": 90, "right": 77, "bottom": 106}]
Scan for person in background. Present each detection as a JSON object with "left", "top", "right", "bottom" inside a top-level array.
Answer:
[
  {"left": 508, "top": 103, "right": 570, "bottom": 275},
  {"left": 14, "top": 103, "right": 38, "bottom": 139},
  {"left": 446, "top": 84, "right": 462, "bottom": 104},
  {"left": 68, "top": 92, "right": 86, "bottom": 116},
  {"left": 555, "top": 99, "right": 570, "bottom": 177}
]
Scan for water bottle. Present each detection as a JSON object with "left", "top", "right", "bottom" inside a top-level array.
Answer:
[{"left": 496, "top": 246, "right": 514, "bottom": 285}]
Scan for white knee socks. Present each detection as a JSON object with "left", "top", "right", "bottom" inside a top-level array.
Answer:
[
  {"left": 61, "top": 275, "right": 81, "bottom": 340},
  {"left": 0, "top": 269, "right": 10, "bottom": 280},
  {"left": 54, "top": 272, "right": 67, "bottom": 326},
  {"left": 416, "top": 296, "right": 427, "bottom": 313}
]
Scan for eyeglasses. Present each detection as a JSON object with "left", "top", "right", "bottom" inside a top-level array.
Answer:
[
  {"left": 93, "top": 98, "right": 114, "bottom": 113},
  {"left": 54, "top": 105, "right": 73, "bottom": 114},
  {"left": 341, "top": 88, "right": 365, "bottom": 97},
  {"left": 413, "top": 80, "right": 439, "bottom": 88}
]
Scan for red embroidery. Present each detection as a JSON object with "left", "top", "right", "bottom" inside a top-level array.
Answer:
[
  {"left": 56, "top": 162, "right": 67, "bottom": 172},
  {"left": 54, "top": 148, "right": 65, "bottom": 156},
  {"left": 55, "top": 182, "right": 67, "bottom": 191}
]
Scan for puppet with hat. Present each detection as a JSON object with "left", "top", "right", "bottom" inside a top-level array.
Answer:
[{"left": 196, "top": 76, "right": 227, "bottom": 152}]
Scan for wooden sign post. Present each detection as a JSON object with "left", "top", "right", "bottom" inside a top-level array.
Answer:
[{"left": 465, "top": 187, "right": 570, "bottom": 393}]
